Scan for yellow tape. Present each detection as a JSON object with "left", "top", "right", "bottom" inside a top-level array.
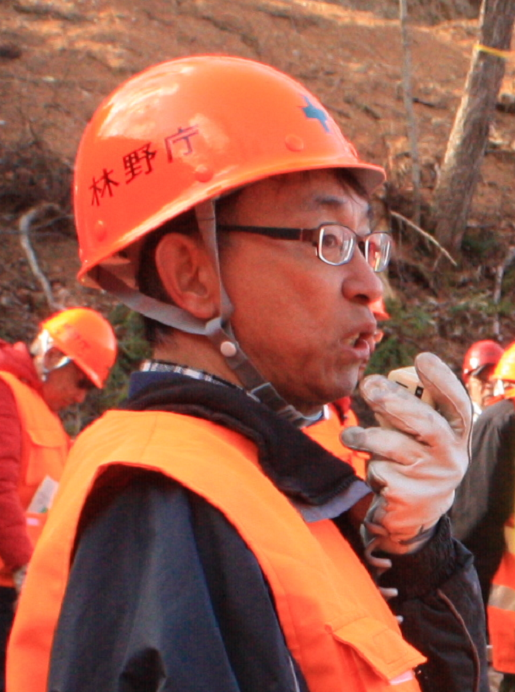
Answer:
[{"left": 475, "top": 43, "right": 513, "bottom": 60}]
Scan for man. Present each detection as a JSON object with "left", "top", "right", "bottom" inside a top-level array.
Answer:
[
  {"left": 453, "top": 342, "right": 515, "bottom": 603},
  {"left": 8, "top": 56, "right": 487, "bottom": 692},
  {"left": 453, "top": 343, "right": 515, "bottom": 691},
  {"left": 462, "top": 339, "right": 504, "bottom": 421},
  {"left": 0, "top": 307, "right": 117, "bottom": 691}
]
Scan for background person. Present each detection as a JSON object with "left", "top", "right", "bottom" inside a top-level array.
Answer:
[
  {"left": 453, "top": 342, "right": 515, "bottom": 605},
  {"left": 462, "top": 340, "right": 504, "bottom": 421},
  {"left": 0, "top": 307, "right": 117, "bottom": 691},
  {"left": 453, "top": 343, "right": 515, "bottom": 692},
  {"left": 8, "top": 56, "right": 487, "bottom": 692}
]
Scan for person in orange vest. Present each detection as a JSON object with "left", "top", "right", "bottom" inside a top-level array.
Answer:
[
  {"left": 453, "top": 343, "right": 515, "bottom": 692},
  {"left": 461, "top": 340, "right": 504, "bottom": 421},
  {"left": 0, "top": 307, "right": 117, "bottom": 691},
  {"left": 306, "top": 396, "right": 370, "bottom": 479},
  {"left": 8, "top": 57, "right": 487, "bottom": 692}
]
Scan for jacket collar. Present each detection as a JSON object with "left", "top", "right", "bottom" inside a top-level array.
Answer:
[{"left": 123, "top": 370, "right": 359, "bottom": 507}]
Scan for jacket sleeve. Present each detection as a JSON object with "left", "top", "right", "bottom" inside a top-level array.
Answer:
[
  {"left": 0, "top": 379, "right": 33, "bottom": 571},
  {"left": 452, "top": 401, "right": 515, "bottom": 541},
  {"left": 379, "top": 516, "right": 489, "bottom": 692},
  {"left": 451, "top": 400, "right": 515, "bottom": 604},
  {"left": 48, "top": 469, "right": 308, "bottom": 692}
]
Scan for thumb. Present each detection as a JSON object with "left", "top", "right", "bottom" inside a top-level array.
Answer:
[{"left": 414, "top": 352, "right": 472, "bottom": 439}]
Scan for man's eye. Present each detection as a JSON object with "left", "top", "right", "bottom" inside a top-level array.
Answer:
[{"left": 322, "top": 233, "right": 340, "bottom": 249}]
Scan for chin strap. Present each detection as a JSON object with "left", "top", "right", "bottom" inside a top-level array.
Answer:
[
  {"left": 195, "top": 200, "right": 308, "bottom": 427},
  {"left": 93, "top": 265, "right": 207, "bottom": 334}
]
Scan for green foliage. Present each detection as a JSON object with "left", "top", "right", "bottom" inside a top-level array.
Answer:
[
  {"left": 366, "top": 334, "right": 417, "bottom": 376},
  {"left": 461, "top": 229, "right": 502, "bottom": 266},
  {"left": 364, "top": 299, "right": 435, "bottom": 376},
  {"left": 503, "top": 266, "right": 515, "bottom": 295},
  {"left": 496, "top": 297, "right": 515, "bottom": 318},
  {"left": 448, "top": 292, "right": 515, "bottom": 319},
  {"left": 76, "top": 305, "right": 150, "bottom": 431},
  {"left": 101, "top": 305, "right": 151, "bottom": 409}
]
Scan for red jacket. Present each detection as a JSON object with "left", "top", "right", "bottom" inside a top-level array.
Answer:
[
  {"left": 0, "top": 342, "right": 68, "bottom": 579},
  {"left": 0, "top": 342, "right": 41, "bottom": 572}
]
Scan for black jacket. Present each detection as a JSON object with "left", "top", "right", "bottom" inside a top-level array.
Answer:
[
  {"left": 452, "top": 397, "right": 515, "bottom": 606},
  {"left": 49, "top": 372, "right": 488, "bottom": 692}
]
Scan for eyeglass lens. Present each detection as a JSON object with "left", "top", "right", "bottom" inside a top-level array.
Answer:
[{"left": 319, "top": 226, "right": 391, "bottom": 272}]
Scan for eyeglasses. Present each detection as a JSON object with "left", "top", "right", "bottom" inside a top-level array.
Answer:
[
  {"left": 52, "top": 355, "right": 94, "bottom": 391},
  {"left": 217, "top": 223, "right": 392, "bottom": 272}
]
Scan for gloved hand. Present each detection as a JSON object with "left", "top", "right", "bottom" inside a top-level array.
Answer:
[{"left": 341, "top": 352, "right": 472, "bottom": 555}]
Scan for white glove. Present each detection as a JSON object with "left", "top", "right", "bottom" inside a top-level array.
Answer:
[{"left": 341, "top": 352, "right": 472, "bottom": 555}]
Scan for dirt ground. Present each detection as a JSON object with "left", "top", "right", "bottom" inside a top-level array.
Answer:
[{"left": 1, "top": 0, "right": 515, "bottom": 370}]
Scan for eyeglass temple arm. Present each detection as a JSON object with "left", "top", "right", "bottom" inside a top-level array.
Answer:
[{"left": 217, "top": 224, "right": 306, "bottom": 241}]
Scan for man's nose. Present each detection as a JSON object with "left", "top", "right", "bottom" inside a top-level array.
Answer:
[{"left": 341, "top": 248, "right": 384, "bottom": 303}]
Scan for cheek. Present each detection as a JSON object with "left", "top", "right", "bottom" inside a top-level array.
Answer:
[
  {"left": 232, "top": 283, "right": 340, "bottom": 370},
  {"left": 221, "top": 243, "right": 346, "bottom": 353}
]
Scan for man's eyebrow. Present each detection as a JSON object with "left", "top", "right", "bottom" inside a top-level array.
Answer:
[{"left": 309, "top": 194, "right": 373, "bottom": 221}]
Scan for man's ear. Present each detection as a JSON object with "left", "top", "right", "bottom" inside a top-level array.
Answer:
[{"left": 155, "top": 233, "right": 219, "bottom": 319}]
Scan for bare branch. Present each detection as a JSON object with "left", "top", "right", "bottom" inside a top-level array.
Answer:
[
  {"left": 390, "top": 210, "right": 458, "bottom": 266},
  {"left": 18, "top": 203, "right": 62, "bottom": 312}
]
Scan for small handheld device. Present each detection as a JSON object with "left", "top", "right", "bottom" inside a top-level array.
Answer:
[{"left": 387, "top": 366, "right": 436, "bottom": 409}]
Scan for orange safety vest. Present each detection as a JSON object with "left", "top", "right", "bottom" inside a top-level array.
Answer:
[
  {"left": 306, "top": 404, "right": 370, "bottom": 479},
  {"left": 0, "top": 372, "right": 69, "bottom": 587},
  {"left": 487, "top": 391, "right": 515, "bottom": 673},
  {"left": 8, "top": 410, "right": 424, "bottom": 692}
]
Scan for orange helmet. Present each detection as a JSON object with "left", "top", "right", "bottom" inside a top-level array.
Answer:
[
  {"left": 74, "top": 55, "right": 385, "bottom": 289},
  {"left": 40, "top": 308, "right": 117, "bottom": 388},
  {"left": 493, "top": 342, "right": 515, "bottom": 384},
  {"left": 72, "top": 56, "right": 386, "bottom": 424},
  {"left": 462, "top": 340, "right": 504, "bottom": 381}
]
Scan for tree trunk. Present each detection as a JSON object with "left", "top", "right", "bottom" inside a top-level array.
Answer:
[
  {"left": 432, "top": 0, "right": 515, "bottom": 254},
  {"left": 399, "top": 0, "right": 421, "bottom": 226}
]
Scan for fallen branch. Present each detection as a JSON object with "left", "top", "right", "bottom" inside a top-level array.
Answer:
[
  {"left": 18, "top": 203, "right": 62, "bottom": 311},
  {"left": 390, "top": 210, "right": 458, "bottom": 266}
]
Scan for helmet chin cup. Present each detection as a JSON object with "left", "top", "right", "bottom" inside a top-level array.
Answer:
[{"left": 220, "top": 341, "right": 238, "bottom": 358}]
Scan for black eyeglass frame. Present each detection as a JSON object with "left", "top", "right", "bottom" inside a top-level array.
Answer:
[{"left": 217, "top": 222, "right": 392, "bottom": 272}]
